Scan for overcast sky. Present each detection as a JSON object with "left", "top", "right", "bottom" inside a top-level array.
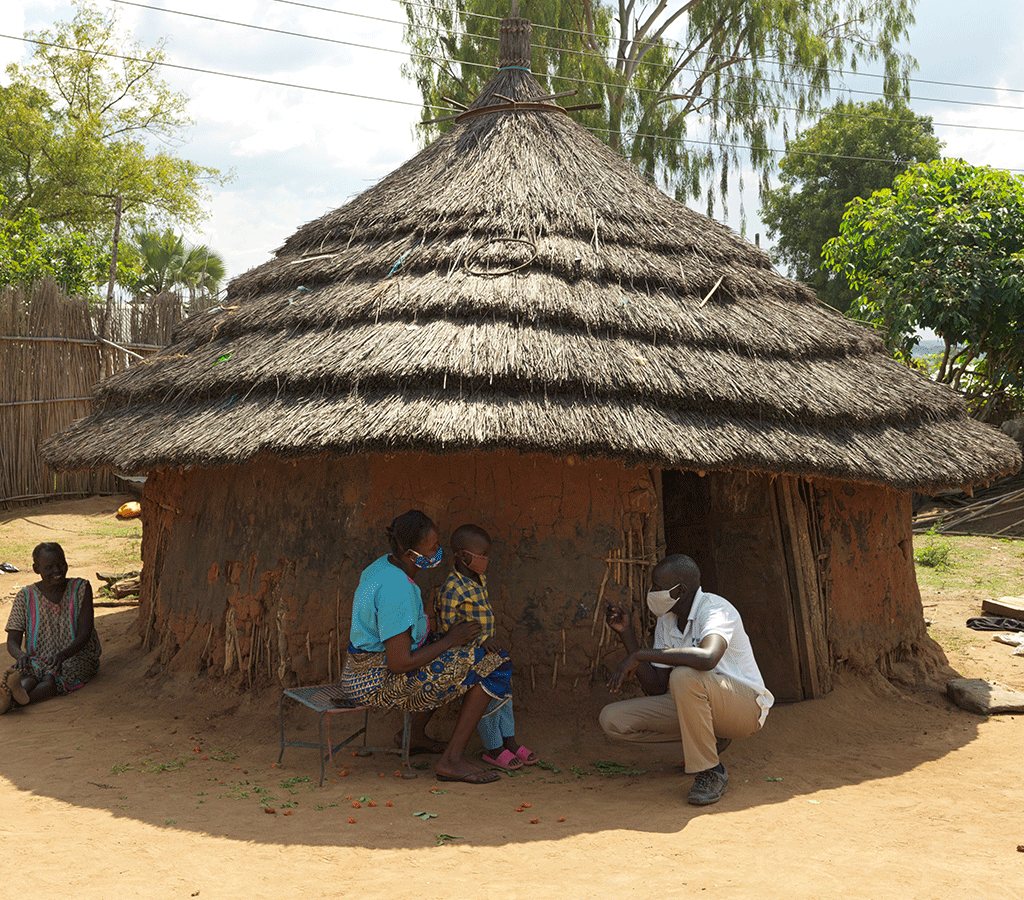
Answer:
[{"left": 2, "top": 0, "right": 1022, "bottom": 284}]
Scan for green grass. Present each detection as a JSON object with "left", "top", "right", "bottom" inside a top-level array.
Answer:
[
  {"left": 0, "top": 537, "right": 35, "bottom": 565},
  {"left": 913, "top": 534, "right": 1024, "bottom": 596},
  {"left": 0, "top": 507, "right": 142, "bottom": 571},
  {"left": 85, "top": 520, "right": 142, "bottom": 570},
  {"left": 927, "top": 624, "right": 985, "bottom": 654}
]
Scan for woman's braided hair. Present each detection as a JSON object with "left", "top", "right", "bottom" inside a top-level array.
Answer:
[{"left": 385, "top": 510, "right": 436, "bottom": 558}]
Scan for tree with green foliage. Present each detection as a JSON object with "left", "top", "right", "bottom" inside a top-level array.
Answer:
[
  {"left": 0, "top": 196, "right": 100, "bottom": 294},
  {"left": 121, "top": 228, "right": 226, "bottom": 310},
  {"left": 402, "top": 0, "right": 917, "bottom": 212},
  {"left": 0, "top": 0, "right": 225, "bottom": 238},
  {"left": 824, "top": 159, "right": 1024, "bottom": 421},
  {"left": 761, "top": 99, "right": 942, "bottom": 312}
]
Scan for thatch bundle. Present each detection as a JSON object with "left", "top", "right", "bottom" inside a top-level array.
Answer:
[{"left": 42, "top": 19, "right": 1020, "bottom": 493}]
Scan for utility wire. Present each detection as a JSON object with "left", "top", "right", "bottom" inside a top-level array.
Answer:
[
  {"left": 270, "top": 0, "right": 417, "bottom": 33},
  {"left": 0, "top": 32, "right": 431, "bottom": 109},
  {"left": 108, "top": 0, "right": 431, "bottom": 64},
  {"left": 389, "top": 0, "right": 1024, "bottom": 97},
  {"left": 597, "top": 124, "right": 1024, "bottom": 174},
  {"left": 112, "top": 1, "right": 1024, "bottom": 118},
  {"left": 145, "top": 0, "right": 1024, "bottom": 110},
  {"left": 4, "top": 22, "right": 1022, "bottom": 173},
  {"left": 105, "top": 0, "right": 1024, "bottom": 135}
]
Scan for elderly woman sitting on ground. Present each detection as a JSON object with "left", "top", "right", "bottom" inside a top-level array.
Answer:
[{"left": 2, "top": 542, "right": 101, "bottom": 714}]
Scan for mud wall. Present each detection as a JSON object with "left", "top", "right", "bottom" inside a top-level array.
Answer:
[
  {"left": 139, "top": 452, "right": 657, "bottom": 692},
  {"left": 814, "top": 478, "right": 946, "bottom": 680}
]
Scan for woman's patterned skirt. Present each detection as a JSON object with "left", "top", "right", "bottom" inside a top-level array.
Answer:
[{"left": 340, "top": 644, "right": 512, "bottom": 712}]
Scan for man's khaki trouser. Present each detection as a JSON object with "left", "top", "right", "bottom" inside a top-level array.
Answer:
[{"left": 599, "top": 667, "right": 763, "bottom": 773}]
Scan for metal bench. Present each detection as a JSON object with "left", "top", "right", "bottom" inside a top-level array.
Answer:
[{"left": 278, "top": 684, "right": 415, "bottom": 786}]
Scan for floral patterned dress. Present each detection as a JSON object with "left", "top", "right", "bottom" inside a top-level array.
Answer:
[
  {"left": 340, "top": 556, "right": 511, "bottom": 712},
  {"left": 6, "top": 578, "right": 101, "bottom": 693}
]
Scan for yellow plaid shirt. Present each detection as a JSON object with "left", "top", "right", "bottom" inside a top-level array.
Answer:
[{"left": 438, "top": 570, "right": 494, "bottom": 643}]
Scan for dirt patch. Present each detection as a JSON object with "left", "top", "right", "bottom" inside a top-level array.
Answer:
[{"left": 1, "top": 497, "right": 1022, "bottom": 900}]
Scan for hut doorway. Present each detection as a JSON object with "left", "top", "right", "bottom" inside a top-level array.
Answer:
[{"left": 661, "top": 469, "right": 830, "bottom": 701}]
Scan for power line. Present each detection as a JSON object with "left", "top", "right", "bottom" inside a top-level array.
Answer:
[
  {"left": 400, "top": 12, "right": 1024, "bottom": 116},
  {"left": 391, "top": 0, "right": 1024, "bottom": 98},
  {"left": 0, "top": 32, "right": 430, "bottom": 109},
  {"left": 265, "top": 0, "right": 1024, "bottom": 114},
  {"left": 270, "top": 0, "right": 416, "bottom": 33},
  {"left": 109, "top": 0, "right": 427, "bottom": 65},
  {"left": 598, "top": 123, "right": 1024, "bottom": 175},
  {"left": 4, "top": 22, "right": 1021, "bottom": 175},
  {"left": 278, "top": 0, "right": 1024, "bottom": 106},
  {"left": 104, "top": 1, "right": 1024, "bottom": 136},
  {"left": 112, "top": 0, "right": 1024, "bottom": 118}
]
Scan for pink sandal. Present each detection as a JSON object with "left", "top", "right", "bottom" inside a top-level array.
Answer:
[
  {"left": 514, "top": 745, "right": 538, "bottom": 765},
  {"left": 481, "top": 748, "right": 524, "bottom": 771}
]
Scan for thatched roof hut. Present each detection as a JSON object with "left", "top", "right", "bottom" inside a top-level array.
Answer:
[{"left": 43, "top": 17, "right": 1020, "bottom": 703}]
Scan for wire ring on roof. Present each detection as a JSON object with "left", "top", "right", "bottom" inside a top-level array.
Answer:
[{"left": 463, "top": 237, "right": 538, "bottom": 277}]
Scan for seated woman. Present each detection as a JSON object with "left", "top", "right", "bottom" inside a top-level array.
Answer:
[
  {"left": 340, "top": 510, "right": 512, "bottom": 784},
  {"left": 2, "top": 542, "right": 101, "bottom": 714}
]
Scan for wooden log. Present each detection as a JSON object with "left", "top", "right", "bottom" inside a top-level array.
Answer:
[
  {"left": 96, "top": 570, "right": 140, "bottom": 584},
  {"left": 112, "top": 577, "right": 141, "bottom": 598}
]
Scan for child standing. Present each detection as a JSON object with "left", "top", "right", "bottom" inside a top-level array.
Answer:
[{"left": 438, "top": 524, "right": 537, "bottom": 771}]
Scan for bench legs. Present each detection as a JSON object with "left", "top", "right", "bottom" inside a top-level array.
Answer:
[{"left": 279, "top": 694, "right": 416, "bottom": 786}]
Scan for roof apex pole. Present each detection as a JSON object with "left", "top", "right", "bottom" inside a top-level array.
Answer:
[{"left": 499, "top": 15, "right": 531, "bottom": 69}]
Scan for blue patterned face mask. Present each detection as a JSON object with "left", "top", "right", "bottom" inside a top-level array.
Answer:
[{"left": 411, "top": 545, "right": 444, "bottom": 570}]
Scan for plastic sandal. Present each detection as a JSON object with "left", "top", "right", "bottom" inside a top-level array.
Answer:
[
  {"left": 436, "top": 769, "right": 501, "bottom": 784},
  {"left": 481, "top": 748, "right": 524, "bottom": 771},
  {"left": 514, "top": 745, "right": 539, "bottom": 765}
]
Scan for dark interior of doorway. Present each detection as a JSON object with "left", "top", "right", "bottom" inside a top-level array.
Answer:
[{"left": 660, "top": 468, "right": 810, "bottom": 702}]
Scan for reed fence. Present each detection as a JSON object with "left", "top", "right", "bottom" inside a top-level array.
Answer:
[{"left": 1, "top": 281, "right": 175, "bottom": 508}]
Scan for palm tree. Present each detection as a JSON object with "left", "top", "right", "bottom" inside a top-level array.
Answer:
[
  {"left": 125, "top": 228, "right": 226, "bottom": 310},
  {"left": 178, "top": 241, "right": 226, "bottom": 309}
]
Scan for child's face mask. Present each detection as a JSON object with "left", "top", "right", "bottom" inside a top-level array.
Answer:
[
  {"left": 460, "top": 550, "right": 489, "bottom": 574},
  {"left": 410, "top": 545, "right": 444, "bottom": 569},
  {"left": 647, "top": 583, "right": 680, "bottom": 617}
]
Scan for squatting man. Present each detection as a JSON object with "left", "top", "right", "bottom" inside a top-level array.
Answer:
[{"left": 599, "top": 554, "right": 774, "bottom": 806}]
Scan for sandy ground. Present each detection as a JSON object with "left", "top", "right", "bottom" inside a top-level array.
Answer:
[{"left": 1, "top": 496, "right": 1022, "bottom": 900}]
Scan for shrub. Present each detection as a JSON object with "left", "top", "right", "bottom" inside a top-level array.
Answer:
[{"left": 915, "top": 529, "right": 953, "bottom": 570}]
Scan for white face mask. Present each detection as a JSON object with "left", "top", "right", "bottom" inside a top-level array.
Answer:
[{"left": 647, "top": 583, "right": 680, "bottom": 617}]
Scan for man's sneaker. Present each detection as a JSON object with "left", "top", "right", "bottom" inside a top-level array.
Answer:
[{"left": 687, "top": 766, "right": 728, "bottom": 806}]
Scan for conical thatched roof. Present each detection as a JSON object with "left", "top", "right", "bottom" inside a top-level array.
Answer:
[{"left": 43, "top": 18, "right": 1020, "bottom": 493}]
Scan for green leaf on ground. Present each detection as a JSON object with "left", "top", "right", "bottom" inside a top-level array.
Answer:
[{"left": 591, "top": 760, "right": 648, "bottom": 776}]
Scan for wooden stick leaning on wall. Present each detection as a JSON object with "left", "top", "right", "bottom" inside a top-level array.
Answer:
[{"left": 591, "top": 563, "right": 612, "bottom": 634}]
